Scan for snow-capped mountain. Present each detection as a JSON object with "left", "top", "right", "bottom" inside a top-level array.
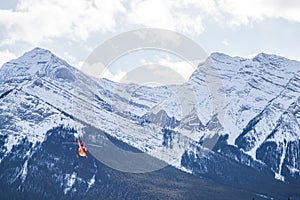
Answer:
[
  {"left": 190, "top": 52, "right": 300, "bottom": 181},
  {"left": 0, "top": 47, "right": 299, "bottom": 199}
]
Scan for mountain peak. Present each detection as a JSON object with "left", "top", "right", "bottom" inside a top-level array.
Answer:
[
  {"left": 21, "top": 47, "right": 56, "bottom": 63},
  {"left": 27, "top": 47, "right": 52, "bottom": 54},
  {"left": 253, "top": 52, "right": 288, "bottom": 62},
  {"left": 209, "top": 52, "right": 233, "bottom": 61},
  {"left": 0, "top": 47, "right": 76, "bottom": 83},
  {"left": 209, "top": 52, "right": 290, "bottom": 63}
]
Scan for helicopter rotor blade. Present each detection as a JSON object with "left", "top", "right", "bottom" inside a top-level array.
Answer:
[
  {"left": 86, "top": 143, "right": 103, "bottom": 148},
  {"left": 62, "top": 142, "right": 77, "bottom": 145}
]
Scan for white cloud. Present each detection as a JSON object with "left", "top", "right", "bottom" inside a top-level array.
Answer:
[
  {"left": 0, "top": 0, "right": 126, "bottom": 45},
  {"left": 127, "top": 0, "right": 300, "bottom": 32},
  {"left": 127, "top": 0, "right": 175, "bottom": 30},
  {"left": 1, "top": 0, "right": 299, "bottom": 47},
  {"left": 242, "top": 52, "right": 259, "bottom": 59},
  {"left": 75, "top": 55, "right": 199, "bottom": 85},
  {"left": 158, "top": 57, "right": 198, "bottom": 81},
  {"left": 125, "top": 0, "right": 300, "bottom": 35},
  {"left": 0, "top": 50, "right": 16, "bottom": 68},
  {"left": 139, "top": 56, "right": 198, "bottom": 82},
  {"left": 126, "top": 0, "right": 212, "bottom": 36},
  {"left": 217, "top": 0, "right": 300, "bottom": 26},
  {"left": 0, "top": 0, "right": 299, "bottom": 75},
  {"left": 222, "top": 39, "right": 229, "bottom": 46},
  {"left": 103, "top": 70, "right": 127, "bottom": 82},
  {"left": 62, "top": 52, "right": 78, "bottom": 67},
  {"left": 75, "top": 61, "right": 127, "bottom": 82}
]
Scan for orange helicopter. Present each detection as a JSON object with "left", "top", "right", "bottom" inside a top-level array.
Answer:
[
  {"left": 63, "top": 137, "right": 103, "bottom": 158},
  {"left": 76, "top": 138, "right": 88, "bottom": 158},
  {"left": 76, "top": 139, "right": 103, "bottom": 158},
  {"left": 63, "top": 138, "right": 88, "bottom": 158}
]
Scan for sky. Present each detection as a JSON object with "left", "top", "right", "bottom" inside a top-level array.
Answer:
[{"left": 0, "top": 0, "right": 299, "bottom": 81}]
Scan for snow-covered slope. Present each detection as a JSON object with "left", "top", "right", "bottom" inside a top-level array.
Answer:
[
  {"left": 189, "top": 53, "right": 300, "bottom": 181},
  {"left": 0, "top": 47, "right": 299, "bottom": 193}
]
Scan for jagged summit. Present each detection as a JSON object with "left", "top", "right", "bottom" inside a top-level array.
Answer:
[
  {"left": 209, "top": 52, "right": 234, "bottom": 60},
  {"left": 2, "top": 47, "right": 297, "bottom": 86},
  {"left": 2, "top": 47, "right": 55, "bottom": 68},
  {"left": 209, "top": 51, "right": 299, "bottom": 66},
  {"left": 24, "top": 47, "right": 52, "bottom": 55},
  {"left": 253, "top": 52, "right": 286, "bottom": 61},
  {"left": 0, "top": 47, "right": 78, "bottom": 84}
]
